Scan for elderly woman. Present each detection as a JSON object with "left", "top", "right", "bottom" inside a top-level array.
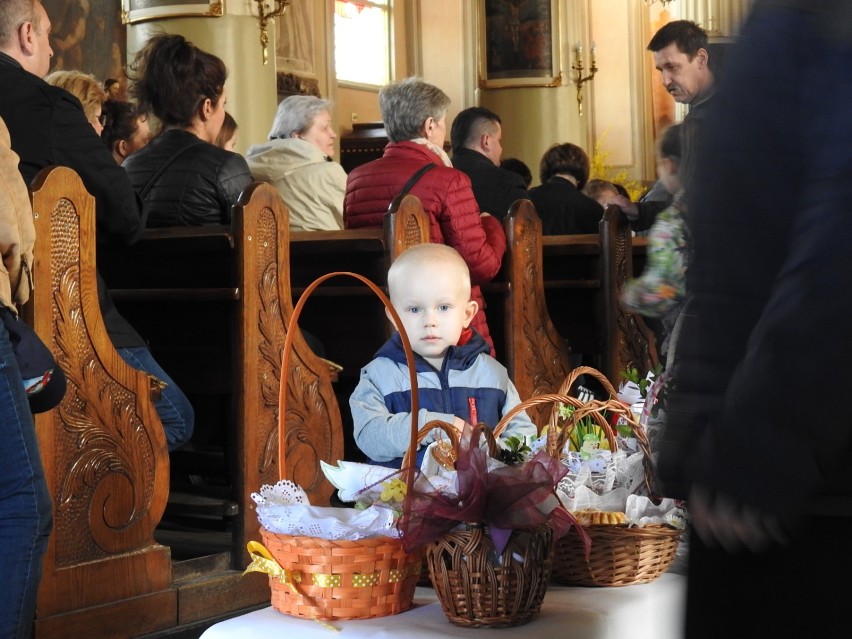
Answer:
[
  {"left": 527, "top": 142, "right": 604, "bottom": 236},
  {"left": 344, "top": 77, "right": 505, "bottom": 356},
  {"left": 245, "top": 96, "right": 346, "bottom": 231},
  {"left": 123, "top": 33, "right": 252, "bottom": 227},
  {"left": 45, "top": 70, "right": 107, "bottom": 135}
]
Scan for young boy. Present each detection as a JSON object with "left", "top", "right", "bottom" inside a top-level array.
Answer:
[{"left": 350, "top": 243, "right": 537, "bottom": 467}]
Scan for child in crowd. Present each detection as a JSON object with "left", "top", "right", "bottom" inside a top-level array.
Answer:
[
  {"left": 621, "top": 123, "right": 688, "bottom": 363},
  {"left": 215, "top": 112, "right": 238, "bottom": 152},
  {"left": 100, "top": 99, "right": 151, "bottom": 164},
  {"left": 350, "top": 243, "right": 537, "bottom": 467},
  {"left": 500, "top": 156, "right": 533, "bottom": 189},
  {"left": 582, "top": 178, "right": 621, "bottom": 210}
]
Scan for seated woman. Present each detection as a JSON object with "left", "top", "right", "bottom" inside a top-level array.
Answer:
[
  {"left": 100, "top": 99, "right": 150, "bottom": 164},
  {"left": 123, "top": 34, "right": 252, "bottom": 227},
  {"left": 344, "top": 77, "right": 506, "bottom": 357},
  {"left": 44, "top": 70, "right": 107, "bottom": 135},
  {"left": 245, "top": 96, "right": 346, "bottom": 231},
  {"left": 528, "top": 143, "right": 604, "bottom": 235}
]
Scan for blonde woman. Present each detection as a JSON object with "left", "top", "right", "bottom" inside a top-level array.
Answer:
[{"left": 45, "top": 69, "right": 107, "bottom": 135}]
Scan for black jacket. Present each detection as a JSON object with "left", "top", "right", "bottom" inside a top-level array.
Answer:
[
  {"left": 0, "top": 52, "right": 147, "bottom": 347},
  {"left": 0, "top": 53, "right": 145, "bottom": 244},
  {"left": 451, "top": 148, "right": 528, "bottom": 221},
  {"left": 123, "top": 129, "right": 252, "bottom": 227},
  {"left": 528, "top": 177, "right": 603, "bottom": 235}
]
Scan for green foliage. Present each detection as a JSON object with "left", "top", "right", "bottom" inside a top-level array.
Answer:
[
  {"left": 556, "top": 404, "right": 610, "bottom": 456},
  {"left": 620, "top": 364, "right": 663, "bottom": 399},
  {"left": 497, "top": 435, "right": 532, "bottom": 465}
]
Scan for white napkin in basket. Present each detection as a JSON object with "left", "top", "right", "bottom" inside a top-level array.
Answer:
[{"left": 252, "top": 480, "right": 399, "bottom": 540}]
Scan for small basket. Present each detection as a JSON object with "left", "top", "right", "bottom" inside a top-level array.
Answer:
[
  {"left": 496, "top": 366, "right": 681, "bottom": 587},
  {"left": 426, "top": 522, "right": 554, "bottom": 628},
  {"left": 260, "top": 272, "right": 424, "bottom": 620},
  {"left": 406, "top": 421, "right": 556, "bottom": 628}
]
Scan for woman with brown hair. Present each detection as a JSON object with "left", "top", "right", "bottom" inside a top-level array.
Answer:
[
  {"left": 123, "top": 33, "right": 252, "bottom": 227},
  {"left": 528, "top": 142, "right": 604, "bottom": 236}
]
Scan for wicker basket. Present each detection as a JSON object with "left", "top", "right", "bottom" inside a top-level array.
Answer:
[
  {"left": 260, "top": 527, "right": 423, "bottom": 620},
  {"left": 426, "top": 522, "right": 554, "bottom": 628},
  {"left": 259, "top": 272, "right": 424, "bottom": 620},
  {"left": 496, "top": 366, "right": 682, "bottom": 587},
  {"left": 404, "top": 421, "right": 556, "bottom": 628}
]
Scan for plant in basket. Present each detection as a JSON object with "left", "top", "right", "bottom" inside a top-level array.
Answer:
[{"left": 538, "top": 366, "right": 687, "bottom": 587}]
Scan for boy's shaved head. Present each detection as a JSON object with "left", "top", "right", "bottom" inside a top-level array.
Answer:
[{"left": 387, "top": 243, "right": 471, "bottom": 303}]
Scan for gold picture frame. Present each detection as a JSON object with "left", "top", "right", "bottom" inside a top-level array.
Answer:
[
  {"left": 479, "top": 0, "right": 561, "bottom": 89},
  {"left": 121, "top": 0, "right": 224, "bottom": 25}
]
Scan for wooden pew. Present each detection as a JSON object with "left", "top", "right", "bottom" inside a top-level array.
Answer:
[
  {"left": 29, "top": 166, "right": 175, "bottom": 638},
  {"left": 490, "top": 200, "right": 657, "bottom": 424},
  {"left": 28, "top": 167, "right": 429, "bottom": 637},
  {"left": 287, "top": 194, "right": 431, "bottom": 383}
]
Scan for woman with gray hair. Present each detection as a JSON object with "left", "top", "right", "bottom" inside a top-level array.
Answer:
[
  {"left": 246, "top": 95, "right": 346, "bottom": 231},
  {"left": 344, "top": 77, "right": 505, "bottom": 357}
]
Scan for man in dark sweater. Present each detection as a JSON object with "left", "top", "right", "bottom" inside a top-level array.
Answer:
[
  {"left": 450, "top": 107, "right": 528, "bottom": 221},
  {"left": 611, "top": 20, "right": 716, "bottom": 231}
]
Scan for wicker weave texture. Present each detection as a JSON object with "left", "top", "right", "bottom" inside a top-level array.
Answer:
[
  {"left": 260, "top": 528, "right": 423, "bottom": 620},
  {"left": 426, "top": 523, "right": 554, "bottom": 628},
  {"left": 553, "top": 524, "right": 680, "bottom": 587}
]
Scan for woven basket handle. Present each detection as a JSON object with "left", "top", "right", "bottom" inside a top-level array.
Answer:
[
  {"left": 493, "top": 392, "right": 617, "bottom": 455},
  {"left": 400, "top": 418, "right": 500, "bottom": 471},
  {"left": 498, "top": 366, "right": 660, "bottom": 497},
  {"left": 278, "top": 271, "right": 420, "bottom": 501}
]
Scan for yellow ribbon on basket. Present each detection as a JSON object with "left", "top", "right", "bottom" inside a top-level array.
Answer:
[{"left": 244, "top": 542, "right": 339, "bottom": 632}]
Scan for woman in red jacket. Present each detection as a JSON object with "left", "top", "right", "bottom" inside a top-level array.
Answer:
[{"left": 344, "top": 77, "right": 506, "bottom": 356}]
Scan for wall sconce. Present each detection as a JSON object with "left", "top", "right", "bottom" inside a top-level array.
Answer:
[
  {"left": 254, "top": 0, "right": 289, "bottom": 65},
  {"left": 571, "top": 42, "right": 598, "bottom": 117},
  {"left": 644, "top": 0, "right": 675, "bottom": 6}
]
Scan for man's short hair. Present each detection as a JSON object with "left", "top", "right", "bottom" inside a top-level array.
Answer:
[
  {"left": 647, "top": 20, "right": 708, "bottom": 59},
  {"left": 450, "top": 106, "right": 501, "bottom": 154},
  {"left": 0, "top": 0, "right": 39, "bottom": 50}
]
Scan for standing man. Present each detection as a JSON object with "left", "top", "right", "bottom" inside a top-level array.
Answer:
[
  {"left": 611, "top": 20, "right": 715, "bottom": 230},
  {"left": 450, "top": 107, "right": 528, "bottom": 221},
  {"left": 0, "top": 0, "right": 194, "bottom": 450},
  {"left": 660, "top": 1, "right": 852, "bottom": 636}
]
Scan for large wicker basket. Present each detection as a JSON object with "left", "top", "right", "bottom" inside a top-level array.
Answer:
[
  {"left": 259, "top": 272, "right": 423, "bottom": 620},
  {"left": 497, "top": 366, "right": 682, "bottom": 588}
]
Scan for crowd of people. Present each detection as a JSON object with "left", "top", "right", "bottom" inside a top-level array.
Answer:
[{"left": 3, "top": 0, "right": 846, "bottom": 635}]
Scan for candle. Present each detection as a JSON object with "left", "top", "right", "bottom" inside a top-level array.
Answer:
[
  {"left": 575, "top": 41, "right": 583, "bottom": 55},
  {"left": 590, "top": 42, "right": 597, "bottom": 65}
]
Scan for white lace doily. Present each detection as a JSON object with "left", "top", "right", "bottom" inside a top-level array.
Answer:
[{"left": 251, "top": 480, "right": 399, "bottom": 540}]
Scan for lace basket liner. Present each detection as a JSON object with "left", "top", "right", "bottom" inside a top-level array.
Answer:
[{"left": 243, "top": 272, "right": 423, "bottom": 622}]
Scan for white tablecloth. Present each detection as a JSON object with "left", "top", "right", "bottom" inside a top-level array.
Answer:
[{"left": 200, "top": 573, "right": 686, "bottom": 639}]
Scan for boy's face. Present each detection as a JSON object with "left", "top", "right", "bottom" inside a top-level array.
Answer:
[{"left": 388, "top": 261, "right": 477, "bottom": 368}]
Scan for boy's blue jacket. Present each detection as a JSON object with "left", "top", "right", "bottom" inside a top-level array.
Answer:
[{"left": 349, "top": 330, "right": 537, "bottom": 465}]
